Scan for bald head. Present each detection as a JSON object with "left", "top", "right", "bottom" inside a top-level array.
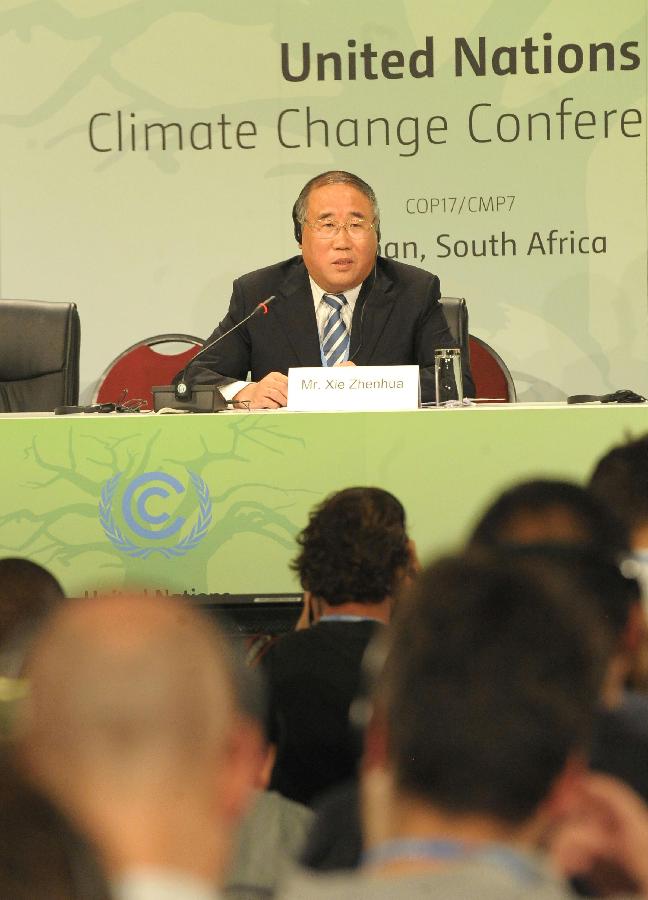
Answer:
[{"left": 20, "top": 594, "right": 234, "bottom": 799}]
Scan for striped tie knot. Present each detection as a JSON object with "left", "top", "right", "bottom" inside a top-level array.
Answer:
[
  {"left": 323, "top": 293, "right": 346, "bottom": 312},
  {"left": 321, "top": 293, "right": 350, "bottom": 366}
]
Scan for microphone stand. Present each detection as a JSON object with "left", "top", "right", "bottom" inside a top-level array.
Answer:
[{"left": 152, "top": 296, "right": 277, "bottom": 413}]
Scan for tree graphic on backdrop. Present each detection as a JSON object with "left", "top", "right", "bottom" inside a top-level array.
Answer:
[
  {"left": 0, "top": 415, "right": 317, "bottom": 593},
  {"left": 0, "top": 0, "right": 335, "bottom": 172}
]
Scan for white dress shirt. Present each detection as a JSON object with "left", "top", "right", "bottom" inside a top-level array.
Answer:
[{"left": 221, "top": 277, "right": 362, "bottom": 401}]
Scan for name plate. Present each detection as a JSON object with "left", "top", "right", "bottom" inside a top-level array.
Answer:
[{"left": 287, "top": 365, "right": 420, "bottom": 412}]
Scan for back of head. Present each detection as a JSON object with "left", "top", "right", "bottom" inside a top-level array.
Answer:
[
  {"left": 19, "top": 593, "right": 234, "bottom": 805},
  {"left": 589, "top": 434, "right": 648, "bottom": 541},
  {"left": 509, "top": 543, "right": 640, "bottom": 643},
  {"left": 291, "top": 486, "right": 409, "bottom": 606},
  {"left": 380, "top": 553, "right": 607, "bottom": 825},
  {"left": 468, "top": 479, "right": 636, "bottom": 643},
  {"left": 0, "top": 557, "right": 63, "bottom": 648},
  {"left": 0, "top": 753, "right": 109, "bottom": 900},
  {"left": 469, "top": 478, "right": 629, "bottom": 555}
]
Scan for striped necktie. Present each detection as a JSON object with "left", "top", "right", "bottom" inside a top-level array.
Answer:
[{"left": 321, "top": 293, "right": 350, "bottom": 366}]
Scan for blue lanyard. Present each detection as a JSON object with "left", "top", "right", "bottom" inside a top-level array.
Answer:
[
  {"left": 318, "top": 614, "right": 380, "bottom": 623},
  {"left": 362, "top": 839, "right": 542, "bottom": 885}
]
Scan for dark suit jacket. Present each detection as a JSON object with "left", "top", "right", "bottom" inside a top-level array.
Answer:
[
  {"left": 183, "top": 255, "right": 474, "bottom": 404},
  {"left": 262, "top": 620, "right": 380, "bottom": 807}
]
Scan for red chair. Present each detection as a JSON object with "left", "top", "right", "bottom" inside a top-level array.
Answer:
[
  {"left": 93, "top": 334, "right": 204, "bottom": 410},
  {"left": 469, "top": 335, "right": 516, "bottom": 402}
]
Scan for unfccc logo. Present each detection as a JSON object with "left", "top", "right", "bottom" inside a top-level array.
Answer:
[{"left": 99, "top": 470, "right": 212, "bottom": 558}]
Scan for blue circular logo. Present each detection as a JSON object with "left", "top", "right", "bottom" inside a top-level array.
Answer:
[
  {"left": 121, "top": 472, "right": 186, "bottom": 540},
  {"left": 99, "top": 469, "right": 212, "bottom": 559}
]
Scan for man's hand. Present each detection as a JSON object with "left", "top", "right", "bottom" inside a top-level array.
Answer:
[
  {"left": 233, "top": 372, "right": 288, "bottom": 409},
  {"left": 295, "top": 592, "right": 318, "bottom": 631},
  {"left": 335, "top": 361, "right": 357, "bottom": 367},
  {"left": 551, "top": 772, "right": 648, "bottom": 894}
]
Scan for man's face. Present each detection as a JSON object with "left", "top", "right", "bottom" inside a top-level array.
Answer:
[{"left": 300, "top": 183, "right": 378, "bottom": 293}]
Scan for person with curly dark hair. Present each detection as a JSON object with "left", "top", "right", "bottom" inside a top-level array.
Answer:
[{"left": 262, "top": 486, "right": 416, "bottom": 807}]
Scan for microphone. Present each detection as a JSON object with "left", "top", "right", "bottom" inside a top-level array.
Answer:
[
  {"left": 175, "top": 295, "right": 277, "bottom": 399},
  {"left": 152, "top": 295, "right": 277, "bottom": 413}
]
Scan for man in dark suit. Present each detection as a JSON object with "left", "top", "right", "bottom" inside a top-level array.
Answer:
[{"left": 182, "top": 171, "right": 474, "bottom": 408}]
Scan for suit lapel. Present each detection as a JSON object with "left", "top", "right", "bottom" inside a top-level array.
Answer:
[
  {"left": 273, "top": 258, "right": 396, "bottom": 367},
  {"left": 350, "top": 263, "right": 395, "bottom": 363},
  {"left": 274, "top": 260, "right": 322, "bottom": 366}
]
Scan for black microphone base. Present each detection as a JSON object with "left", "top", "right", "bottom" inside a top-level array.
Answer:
[{"left": 152, "top": 384, "right": 228, "bottom": 413}]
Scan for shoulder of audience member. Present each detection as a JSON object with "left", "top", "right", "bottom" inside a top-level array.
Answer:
[{"left": 265, "top": 619, "right": 380, "bottom": 665}]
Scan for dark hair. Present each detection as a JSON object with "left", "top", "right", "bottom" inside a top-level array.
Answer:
[
  {"left": 293, "top": 171, "right": 380, "bottom": 243},
  {"left": 467, "top": 479, "right": 636, "bottom": 642},
  {"left": 469, "top": 478, "right": 630, "bottom": 557},
  {"left": 0, "top": 559, "right": 65, "bottom": 681},
  {"left": 0, "top": 558, "right": 64, "bottom": 646},
  {"left": 381, "top": 553, "right": 607, "bottom": 824},
  {"left": 511, "top": 543, "right": 639, "bottom": 642},
  {"left": 291, "top": 487, "right": 409, "bottom": 606},
  {"left": 589, "top": 434, "right": 648, "bottom": 535},
  {"left": 0, "top": 754, "right": 110, "bottom": 899}
]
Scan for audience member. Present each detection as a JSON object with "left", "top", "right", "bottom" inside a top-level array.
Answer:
[
  {"left": 589, "top": 433, "right": 648, "bottom": 552},
  {"left": 0, "top": 751, "right": 110, "bottom": 900},
  {"left": 224, "top": 649, "right": 313, "bottom": 900},
  {"left": 17, "top": 593, "right": 255, "bottom": 900},
  {"left": 279, "top": 552, "right": 624, "bottom": 898},
  {"left": 262, "top": 486, "right": 415, "bottom": 806},
  {"left": 0, "top": 556, "right": 63, "bottom": 631},
  {"left": 299, "top": 779, "right": 363, "bottom": 874},
  {"left": 469, "top": 478, "right": 629, "bottom": 554},
  {"left": 0, "top": 556, "right": 63, "bottom": 664},
  {"left": 0, "top": 557, "right": 64, "bottom": 737},
  {"left": 589, "top": 433, "right": 648, "bottom": 687},
  {"left": 469, "top": 477, "right": 648, "bottom": 802}
]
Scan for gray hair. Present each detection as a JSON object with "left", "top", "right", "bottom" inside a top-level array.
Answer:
[{"left": 294, "top": 170, "right": 380, "bottom": 227}]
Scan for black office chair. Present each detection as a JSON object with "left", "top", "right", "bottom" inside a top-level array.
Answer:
[
  {"left": 0, "top": 300, "right": 81, "bottom": 412},
  {"left": 439, "top": 295, "right": 471, "bottom": 386},
  {"left": 439, "top": 296, "right": 468, "bottom": 350}
]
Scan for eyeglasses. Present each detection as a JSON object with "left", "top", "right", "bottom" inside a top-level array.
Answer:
[{"left": 305, "top": 219, "right": 377, "bottom": 240}]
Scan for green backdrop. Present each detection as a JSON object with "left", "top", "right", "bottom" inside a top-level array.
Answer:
[{"left": 0, "top": 1, "right": 645, "bottom": 402}]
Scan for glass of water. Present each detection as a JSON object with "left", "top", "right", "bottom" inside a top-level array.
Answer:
[{"left": 434, "top": 348, "right": 463, "bottom": 406}]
